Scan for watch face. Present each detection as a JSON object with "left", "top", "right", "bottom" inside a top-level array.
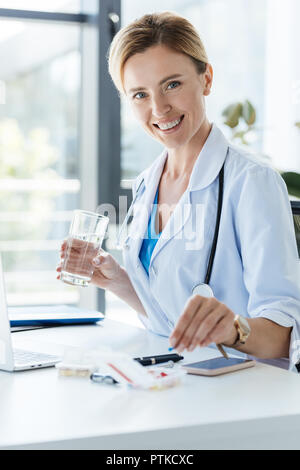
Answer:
[{"left": 238, "top": 316, "right": 251, "bottom": 336}]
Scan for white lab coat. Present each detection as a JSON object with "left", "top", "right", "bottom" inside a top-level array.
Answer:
[{"left": 123, "top": 124, "right": 300, "bottom": 369}]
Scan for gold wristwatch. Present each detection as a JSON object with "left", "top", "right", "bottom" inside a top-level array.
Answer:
[{"left": 232, "top": 315, "right": 251, "bottom": 346}]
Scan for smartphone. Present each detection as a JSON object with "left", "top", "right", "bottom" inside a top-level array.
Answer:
[{"left": 182, "top": 357, "right": 256, "bottom": 376}]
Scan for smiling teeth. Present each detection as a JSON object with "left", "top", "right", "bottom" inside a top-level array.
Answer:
[{"left": 157, "top": 117, "right": 181, "bottom": 130}]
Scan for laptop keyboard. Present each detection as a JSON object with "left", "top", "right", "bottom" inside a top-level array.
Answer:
[{"left": 14, "top": 349, "right": 60, "bottom": 365}]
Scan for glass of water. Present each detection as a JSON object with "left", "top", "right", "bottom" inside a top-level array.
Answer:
[{"left": 60, "top": 210, "right": 109, "bottom": 287}]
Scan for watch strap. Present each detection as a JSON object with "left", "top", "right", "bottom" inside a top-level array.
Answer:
[{"left": 232, "top": 314, "right": 248, "bottom": 346}]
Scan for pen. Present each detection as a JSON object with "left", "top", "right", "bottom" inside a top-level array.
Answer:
[
  {"left": 216, "top": 344, "right": 229, "bottom": 359},
  {"left": 134, "top": 353, "right": 184, "bottom": 366},
  {"left": 169, "top": 344, "right": 229, "bottom": 360}
]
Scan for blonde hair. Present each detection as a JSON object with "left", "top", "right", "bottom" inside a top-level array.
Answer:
[{"left": 108, "top": 11, "right": 209, "bottom": 93}]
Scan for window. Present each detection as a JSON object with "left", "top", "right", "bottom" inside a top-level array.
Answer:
[
  {"left": 0, "top": 22, "right": 80, "bottom": 306},
  {"left": 0, "top": 1, "right": 100, "bottom": 308},
  {"left": 0, "top": 0, "right": 81, "bottom": 13}
]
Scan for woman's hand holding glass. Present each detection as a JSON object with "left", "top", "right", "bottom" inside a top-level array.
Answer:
[
  {"left": 56, "top": 240, "right": 124, "bottom": 291},
  {"left": 169, "top": 295, "right": 237, "bottom": 353}
]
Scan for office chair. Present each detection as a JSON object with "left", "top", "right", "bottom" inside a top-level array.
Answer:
[
  {"left": 291, "top": 201, "right": 300, "bottom": 372},
  {"left": 291, "top": 201, "right": 300, "bottom": 259}
]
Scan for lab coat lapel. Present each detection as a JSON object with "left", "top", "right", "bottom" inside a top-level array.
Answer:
[
  {"left": 150, "top": 190, "right": 192, "bottom": 262},
  {"left": 130, "top": 151, "right": 167, "bottom": 268}
]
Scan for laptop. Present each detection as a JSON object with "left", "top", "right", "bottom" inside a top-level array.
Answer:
[
  {"left": 0, "top": 256, "right": 61, "bottom": 372},
  {"left": 9, "top": 304, "right": 104, "bottom": 328}
]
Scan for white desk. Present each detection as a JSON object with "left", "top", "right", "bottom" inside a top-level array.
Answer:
[{"left": 1, "top": 318, "right": 300, "bottom": 450}]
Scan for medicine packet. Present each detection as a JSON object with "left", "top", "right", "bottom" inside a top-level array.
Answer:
[
  {"left": 96, "top": 352, "right": 186, "bottom": 391},
  {"left": 56, "top": 348, "right": 186, "bottom": 390},
  {"left": 56, "top": 346, "right": 111, "bottom": 378}
]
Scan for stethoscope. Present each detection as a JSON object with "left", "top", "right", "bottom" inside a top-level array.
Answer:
[
  {"left": 117, "top": 160, "right": 225, "bottom": 299},
  {"left": 192, "top": 161, "right": 224, "bottom": 298}
]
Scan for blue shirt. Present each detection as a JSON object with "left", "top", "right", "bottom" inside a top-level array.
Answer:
[{"left": 139, "top": 189, "right": 161, "bottom": 275}]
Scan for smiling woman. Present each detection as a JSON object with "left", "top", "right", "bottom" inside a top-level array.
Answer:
[{"left": 58, "top": 11, "right": 300, "bottom": 370}]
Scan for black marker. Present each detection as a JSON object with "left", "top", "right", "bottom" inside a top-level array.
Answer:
[{"left": 134, "top": 353, "right": 184, "bottom": 366}]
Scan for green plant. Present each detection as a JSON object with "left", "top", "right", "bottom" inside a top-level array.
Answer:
[
  {"left": 222, "top": 101, "right": 300, "bottom": 198},
  {"left": 222, "top": 100, "right": 256, "bottom": 145}
]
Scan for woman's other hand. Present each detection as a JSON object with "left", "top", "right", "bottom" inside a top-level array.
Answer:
[{"left": 169, "top": 295, "right": 237, "bottom": 353}]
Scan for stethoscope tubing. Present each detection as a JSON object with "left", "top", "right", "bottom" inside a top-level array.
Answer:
[
  {"left": 192, "top": 160, "right": 225, "bottom": 298},
  {"left": 204, "top": 162, "right": 224, "bottom": 285}
]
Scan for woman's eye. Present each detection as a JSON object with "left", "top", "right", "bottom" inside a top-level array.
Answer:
[
  {"left": 167, "top": 81, "right": 180, "bottom": 90},
  {"left": 133, "top": 91, "right": 147, "bottom": 100}
]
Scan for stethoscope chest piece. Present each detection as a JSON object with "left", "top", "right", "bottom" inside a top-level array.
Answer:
[{"left": 192, "top": 283, "right": 214, "bottom": 298}]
